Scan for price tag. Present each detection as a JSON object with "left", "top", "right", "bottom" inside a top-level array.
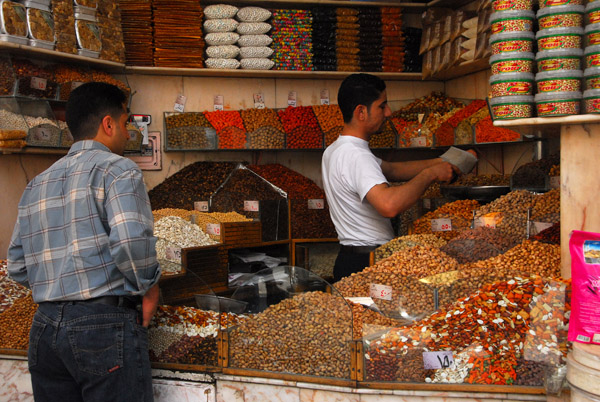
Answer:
[
  {"left": 320, "top": 89, "right": 330, "bottom": 105},
  {"left": 423, "top": 198, "right": 431, "bottom": 209},
  {"left": 308, "top": 199, "right": 324, "bottom": 209},
  {"left": 288, "top": 91, "right": 297, "bottom": 107},
  {"left": 431, "top": 218, "right": 452, "bottom": 232},
  {"left": 174, "top": 94, "right": 187, "bottom": 112},
  {"left": 31, "top": 77, "right": 47, "bottom": 90},
  {"left": 423, "top": 351, "right": 454, "bottom": 369},
  {"left": 550, "top": 176, "right": 560, "bottom": 189},
  {"left": 206, "top": 223, "right": 221, "bottom": 236},
  {"left": 253, "top": 93, "right": 265, "bottom": 109},
  {"left": 165, "top": 246, "right": 182, "bottom": 261},
  {"left": 532, "top": 221, "right": 553, "bottom": 234},
  {"left": 194, "top": 201, "right": 209, "bottom": 212},
  {"left": 345, "top": 297, "right": 375, "bottom": 307},
  {"left": 71, "top": 81, "right": 84, "bottom": 90},
  {"left": 31, "top": 126, "right": 51, "bottom": 141},
  {"left": 244, "top": 200, "right": 259, "bottom": 212},
  {"left": 370, "top": 283, "right": 392, "bottom": 301},
  {"left": 410, "top": 136, "right": 427, "bottom": 147},
  {"left": 474, "top": 216, "right": 497, "bottom": 229},
  {"left": 214, "top": 95, "right": 224, "bottom": 111}
]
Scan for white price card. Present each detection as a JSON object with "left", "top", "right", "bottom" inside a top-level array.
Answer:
[
  {"left": 71, "top": 81, "right": 84, "bottom": 90},
  {"left": 410, "top": 136, "right": 427, "bottom": 147},
  {"left": 244, "top": 200, "right": 260, "bottom": 212},
  {"left": 550, "top": 176, "right": 560, "bottom": 189},
  {"left": 423, "top": 351, "right": 454, "bottom": 369},
  {"left": 288, "top": 91, "right": 297, "bottom": 107},
  {"left": 431, "top": 218, "right": 452, "bottom": 232},
  {"left": 532, "top": 221, "right": 553, "bottom": 234},
  {"left": 165, "top": 246, "right": 182, "bottom": 262},
  {"left": 474, "top": 216, "right": 497, "bottom": 229},
  {"left": 31, "top": 76, "right": 47, "bottom": 90},
  {"left": 214, "top": 95, "right": 224, "bottom": 111},
  {"left": 308, "top": 199, "right": 324, "bottom": 209},
  {"left": 194, "top": 201, "right": 209, "bottom": 212},
  {"left": 370, "top": 283, "right": 393, "bottom": 301},
  {"left": 254, "top": 93, "right": 265, "bottom": 109},
  {"left": 174, "top": 94, "right": 187, "bottom": 112},
  {"left": 423, "top": 198, "right": 431, "bottom": 210},
  {"left": 31, "top": 126, "right": 52, "bottom": 141},
  {"left": 320, "top": 89, "right": 330, "bottom": 105},
  {"left": 206, "top": 223, "right": 221, "bottom": 236},
  {"left": 345, "top": 297, "right": 375, "bottom": 307}
]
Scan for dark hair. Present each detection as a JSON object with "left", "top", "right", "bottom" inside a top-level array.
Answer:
[
  {"left": 66, "top": 82, "right": 127, "bottom": 141},
  {"left": 337, "top": 73, "right": 386, "bottom": 123}
]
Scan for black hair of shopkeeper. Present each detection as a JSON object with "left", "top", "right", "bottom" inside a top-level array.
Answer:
[
  {"left": 337, "top": 73, "right": 387, "bottom": 124},
  {"left": 66, "top": 82, "right": 127, "bottom": 142}
]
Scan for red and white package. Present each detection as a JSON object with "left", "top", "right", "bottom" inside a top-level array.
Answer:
[{"left": 568, "top": 230, "right": 600, "bottom": 344}]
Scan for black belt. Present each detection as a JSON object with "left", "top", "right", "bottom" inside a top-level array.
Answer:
[
  {"left": 76, "top": 296, "right": 141, "bottom": 310},
  {"left": 340, "top": 244, "right": 380, "bottom": 254}
]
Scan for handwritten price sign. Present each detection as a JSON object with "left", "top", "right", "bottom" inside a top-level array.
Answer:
[
  {"left": 370, "top": 283, "right": 393, "bottom": 301},
  {"left": 410, "top": 136, "right": 427, "bottom": 147},
  {"left": 194, "top": 201, "right": 209, "bottom": 212},
  {"left": 206, "top": 223, "right": 221, "bottom": 236},
  {"left": 474, "top": 216, "right": 497, "bottom": 229},
  {"left": 308, "top": 199, "right": 324, "bottom": 209},
  {"left": 31, "top": 127, "right": 51, "bottom": 141},
  {"left": 431, "top": 218, "right": 452, "bottom": 232},
  {"left": 423, "top": 351, "right": 454, "bottom": 369},
  {"left": 165, "top": 246, "right": 182, "bottom": 262},
  {"left": 31, "top": 77, "right": 47, "bottom": 90},
  {"left": 244, "top": 200, "right": 259, "bottom": 212}
]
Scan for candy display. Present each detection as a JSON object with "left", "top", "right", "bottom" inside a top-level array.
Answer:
[
  {"left": 311, "top": 7, "right": 336, "bottom": 71},
  {"left": 271, "top": 9, "right": 312, "bottom": 71}
]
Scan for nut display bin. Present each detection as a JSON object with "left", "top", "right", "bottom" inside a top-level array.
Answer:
[
  {"left": 17, "top": 98, "right": 61, "bottom": 147},
  {"left": 164, "top": 112, "right": 218, "bottom": 150}
]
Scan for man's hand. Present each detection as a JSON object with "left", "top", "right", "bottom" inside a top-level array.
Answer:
[
  {"left": 141, "top": 284, "right": 160, "bottom": 327},
  {"left": 425, "top": 161, "right": 456, "bottom": 183}
]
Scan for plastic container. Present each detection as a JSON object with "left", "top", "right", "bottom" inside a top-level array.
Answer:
[
  {"left": 586, "top": 2, "right": 600, "bottom": 25},
  {"left": 537, "top": 5, "right": 584, "bottom": 29},
  {"left": 583, "top": 89, "right": 600, "bottom": 113},
  {"left": 489, "top": 95, "right": 534, "bottom": 119},
  {"left": 490, "top": 51, "right": 534, "bottom": 74},
  {"left": 493, "top": 0, "right": 533, "bottom": 11},
  {"left": 74, "top": 12, "right": 95, "bottom": 22},
  {"left": 0, "top": 1, "right": 27, "bottom": 37},
  {"left": 536, "top": 26, "right": 584, "bottom": 51},
  {"left": 535, "top": 91, "right": 582, "bottom": 116},
  {"left": 539, "top": 0, "right": 582, "bottom": 8},
  {"left": 75, "top": 19, "right": 100, "bottom": 52},
  {"left": 585, "top": 67, "right": 600, "bottom": 89},
  {"left": 490, "top": 10, "right": 535, "bottom": 34},
  {"left": 490, "top": 72, "right": 534, "bottom": 96},
  {"left": 568, "top": 353, "right": 600, "bottom": 396},
  {"left": 17, "top": 98, "right": 61, "bottom": 147},
  {"left": 585, "top": 45, "right": 600, "bottom": 68},
  {"left": 572, "top": 342, "right": 600, "bottom": 371},
  {"left": 586, "top": 23, "right": 600, "bottom": 47},
  {"left": 535, "top": 69, "right": 583, "bottom": 93},
  {"left": 536, "top": 48, "right": 583, "bottom": 71},
  {"left": 490, "top": 31, "right": 535, "bottom": 54},
  {"left": 25, "top": 6, "right": 55, "bottom": 45},
  {"left": 570, "top": 385, "right": 600, "bottom": 402}
]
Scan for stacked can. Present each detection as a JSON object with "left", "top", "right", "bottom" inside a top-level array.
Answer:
[
  {"left": 584, "top": 1, "right": 600, "bottom": 113},
  {"left": 535, "top": 1, "right": 584, "bottom": 116},
  {"left": 270, "top": 9, "right": 313, "bottom": 71},
  {"left": 489, "top": 0, "right": 535, "bottom": 120}
]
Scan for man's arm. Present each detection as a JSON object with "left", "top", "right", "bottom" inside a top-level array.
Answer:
[
  {"left": 366, "top": 162, "right": 458, "bottom": 218},
  {"left": 142, "top": 283, "right": 160, "bottom": 327},
  {"left": 7, "top": 218, "right": 30, "bottom": 288},
  {"left": 380, "top": 158, "right": 445, "bottom": 181}
]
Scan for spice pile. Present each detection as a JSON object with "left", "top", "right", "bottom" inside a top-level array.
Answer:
[{"left": 149, "top": 304, "right": 246, "bottom": 366}]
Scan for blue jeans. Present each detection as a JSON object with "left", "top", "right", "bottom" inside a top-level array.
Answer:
[{"left": 28, "top": 301, "right": 153, "bottom": 402}]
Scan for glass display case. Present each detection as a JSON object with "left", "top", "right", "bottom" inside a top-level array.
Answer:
[
  {"left": 13, "top": 58, "right": 58, "bottom": 100},
  {"left": 164, "top": 112, "right": 218, "bottom": 150},
  {"left": 225, "top": 266, "right": 354, "bottom": 381},
  {"left": 17, "top": 98, "right": 61, "bottom": 147}
]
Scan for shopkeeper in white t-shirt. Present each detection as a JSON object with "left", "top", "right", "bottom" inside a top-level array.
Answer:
[{"left": 322, "top": 73, "right": 478, "bottom": 282}]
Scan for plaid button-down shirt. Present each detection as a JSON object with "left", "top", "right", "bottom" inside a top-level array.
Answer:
[{"left": 8, "top": 140, "right": 160, "bottom": 302}]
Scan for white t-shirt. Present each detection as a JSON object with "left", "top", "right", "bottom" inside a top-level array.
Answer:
[{"left": 322, "top": 135, "right": 394, "bottom": 246}]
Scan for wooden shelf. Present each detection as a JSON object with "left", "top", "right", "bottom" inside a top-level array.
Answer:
[
  {"left": 201, "top": 0, "right": 427, "bottom": 10},
  {"left": 126, "top": 66, "right": 425, "bottom": 81},
  {"left": 1, "top": 147, "right": 67, "bottom": 155},
  {"left": 494, "top": 114, "right": 600, "bottom": 127},
  {"left": 430, "top": 58, "right": 490, "bottom": 81},
  {"left": 0, "top": 42, "right": 125, "bottom": 72}
]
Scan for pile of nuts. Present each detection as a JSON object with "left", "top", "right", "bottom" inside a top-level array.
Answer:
[
  {"left": 364, "top": 275, "right": 569, "bottom": 384},
  {"left": 532, "top": 222, "right": 560, "bottom": 245},
  {"left": 229, "top": 291, "right": 352, "bottom": 378},
  {"left": 475, "top": 190, "right": 535, "bottom": 241},
  {"left": 165, "top": 113, "right": 215, "bottom": 150},
  {"left": 374, "top": 234, "right": 447, "bottom": 261},
  {"left": 0, "top": 260, "right": 31, "bottom": 313},
  {"left": 0, "top": 295, "right": 37, "bottom": 350},
  {"left": 413, "top": 199, "right": 480, "bottom": 241},
  {"left": 241, "top": 108, "right": 285, "bottom": 149},
  {"left": 531, "top": 188, "right": 560, "bottom": 223},
  {"left": 148, "top": 161, "right": 237, "bottom": 210},
  {"left": 369, "top": 120, "right": 396, "bottom": 148},
  {"left": 441, "top": 227, "right": 519, "bottom": 264},
  {"left": 512, "top": 154, "right": 559, "bottom": 190},
  {"left": 312, "top": 105, "right": 344, "bottom": 146},
  {"left": 154, "top": 216, "right": 218, "bottom": 249},
  {"left": 448, "top": 174, "right": 510, "bottom": 187},
  {"left": 350, "top": 301, "right": 407, "bottom": 339},
  {"left": 149, "top": 304, "right": 246, "bottom": 366}
]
